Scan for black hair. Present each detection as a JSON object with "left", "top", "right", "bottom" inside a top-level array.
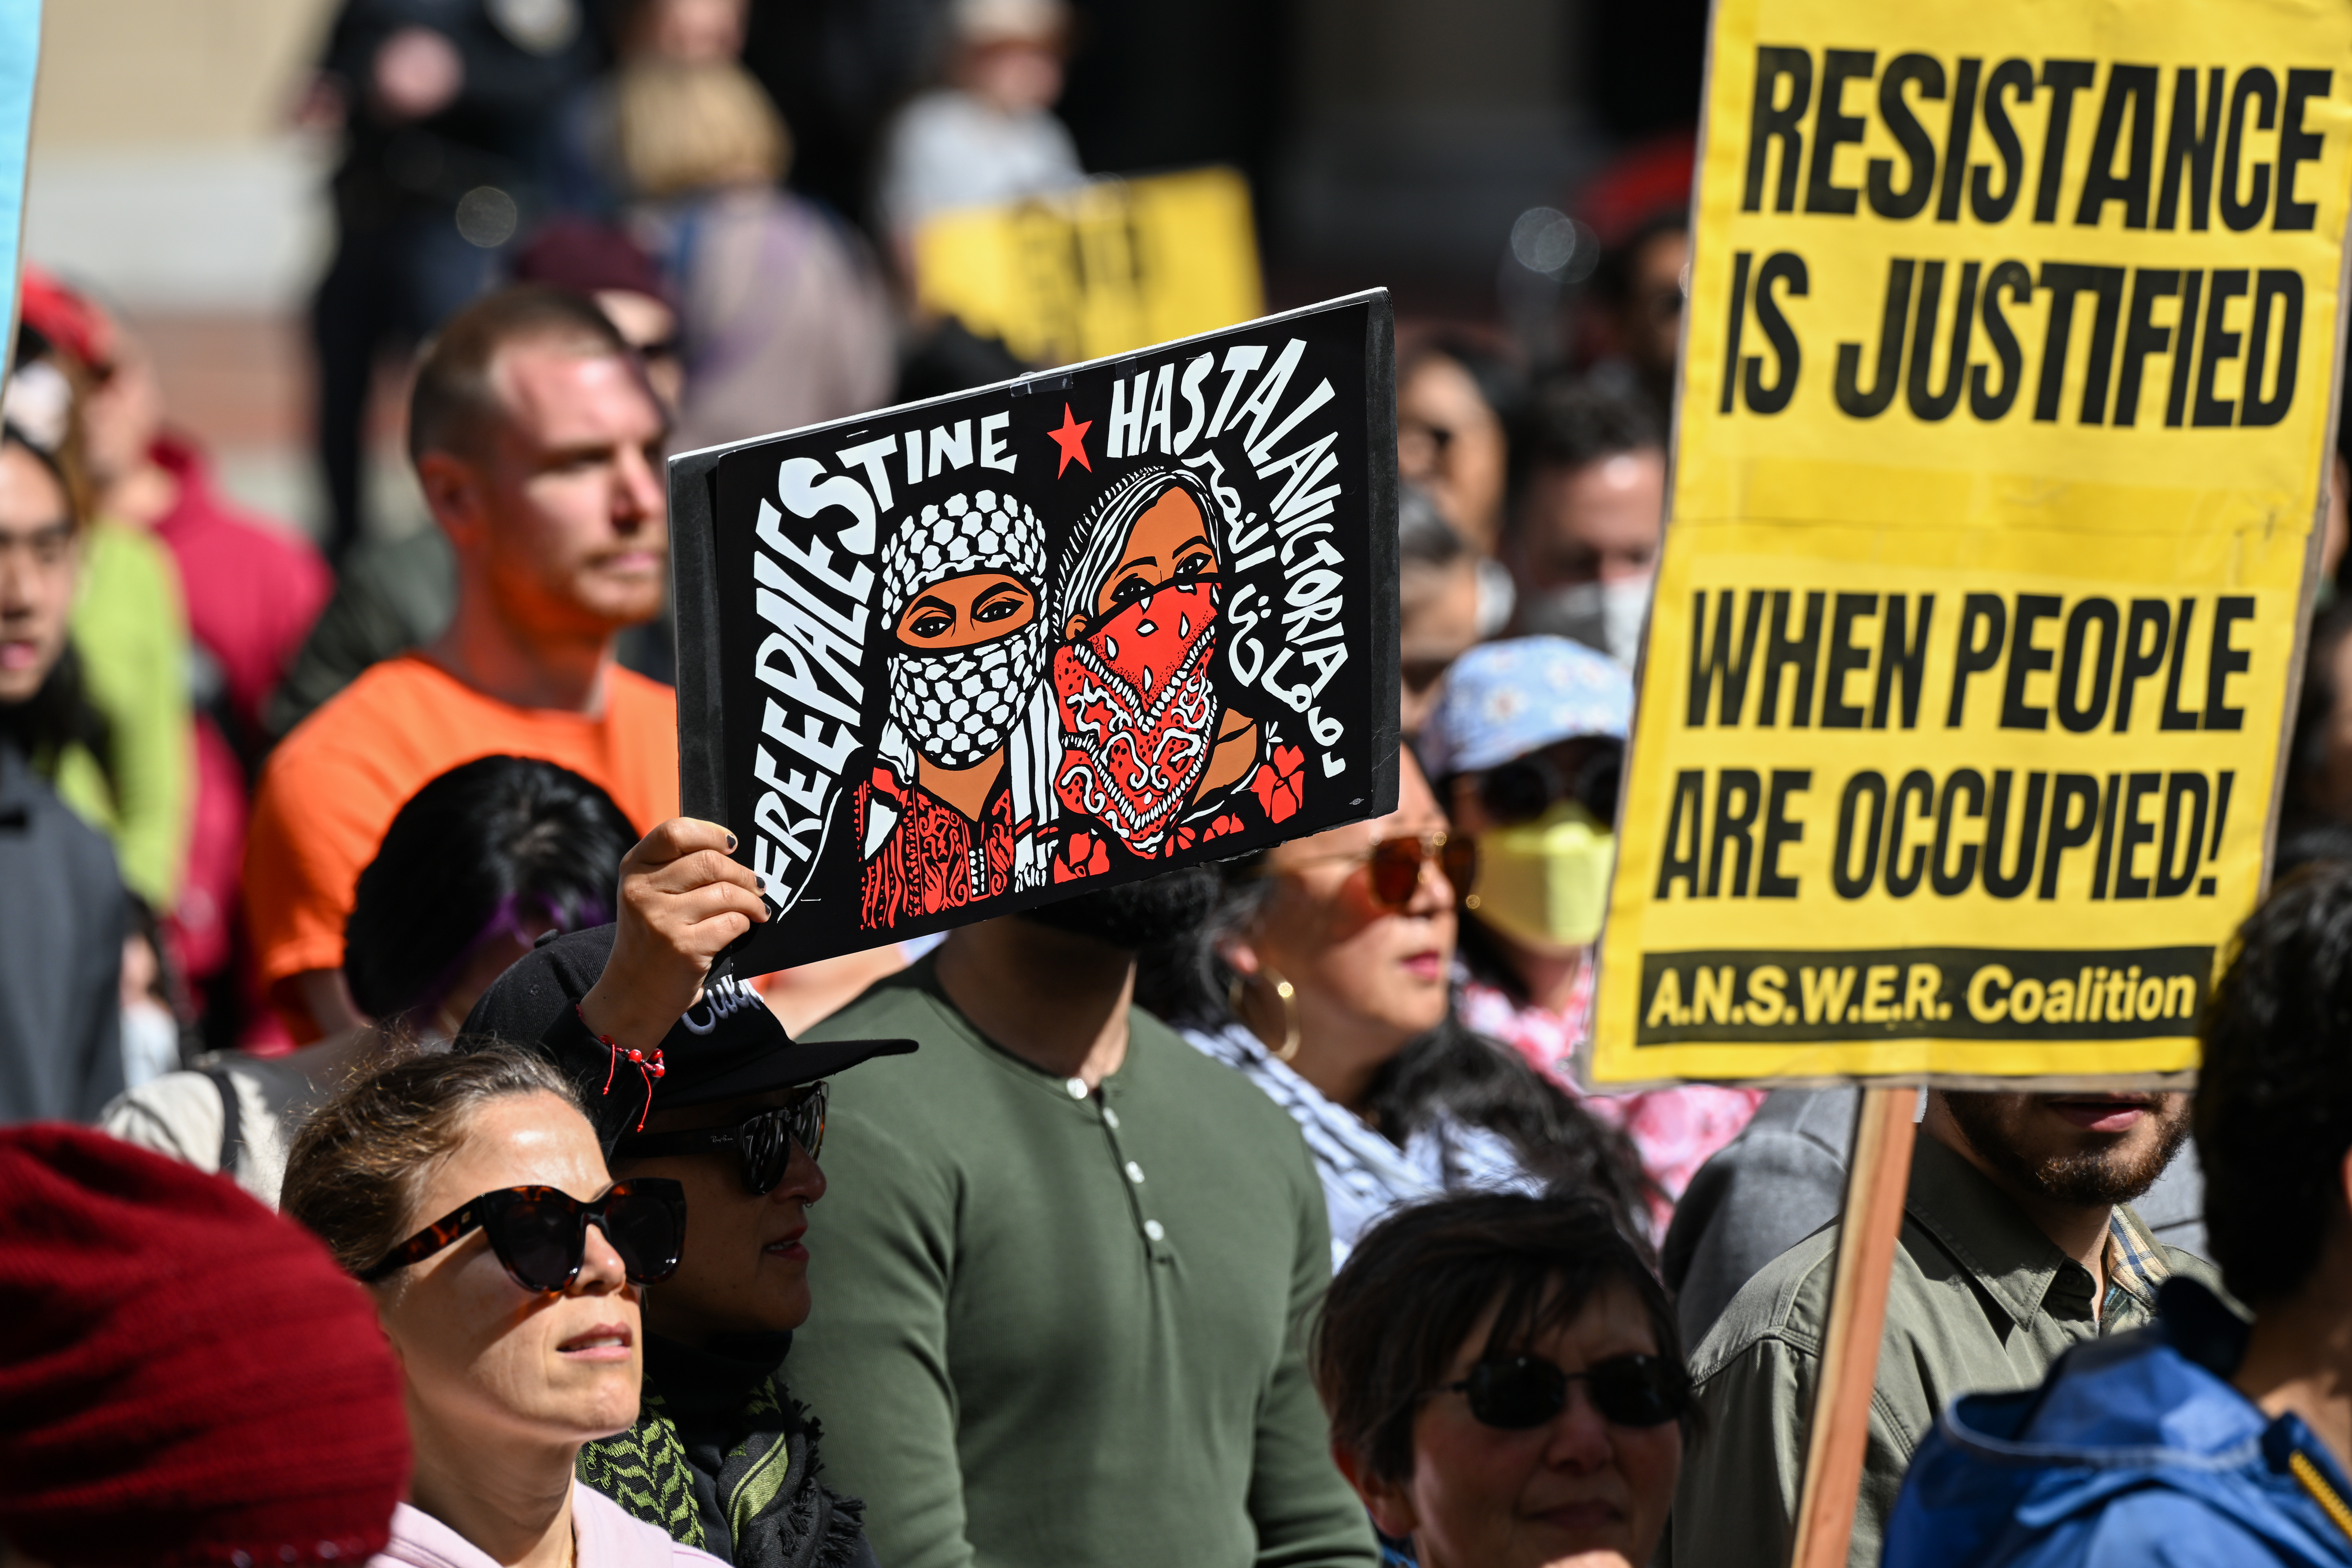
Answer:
[
  {"left": 0, "top": 406, "right": 107, "bottom": 774},
  {"left": 2276, "top": 821, "right": 2352, "bottom": 883},
  {"left": 1590, "top": 209, "right": 1691, "bottom": 311},
  {"left": 0, "top": 641, "right": 110, "bottom": 780},
  {"left": 2283, "top": 599, "right": 2352, "bottom": 837},
  {"left": 2196, "top": 860, "right": 2352, "bottom": 1304},
  {"left": 1, "top": 420, "right": 72, "bottom": 502},
  {"left": 1518, "top": 373, "right": 1663, "bottom": 474},
  {"left": 1314, "top": 1190, "right": 1688, "bottom": 1484},
  {"left": 1019, "top": 863, "right": 1220, "bottom": 953},
  {"left": 1136, "top": 860, "right": 1658, "bottom": 1245},
  {"left": 1362, "top": 1022, "right": 1657, "bottom": 1241},
  {"left": 342, "top": 756, "right": 637, "bottom": 1023},
  {"left": 1452, "top": 904, "right": 1533, "bottom": 1000},
  {"left": 1400, "top": 335, "right": 1531, "bottom": 438}
]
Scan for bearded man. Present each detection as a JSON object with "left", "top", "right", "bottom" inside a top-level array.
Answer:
[
  {"left": 856, "top": 485, "right": 1053, "bottom": 926},
  {"left": 1667, "top": 1088, "right": 2218, "bottom": 1568},
  {"left": 1049, "top": 465, "right": 1267, "bottom": 871}
]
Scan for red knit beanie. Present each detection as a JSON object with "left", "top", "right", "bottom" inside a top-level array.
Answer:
[{"left": 0, "top": 1127, "right": 412, "bottom": 1567}]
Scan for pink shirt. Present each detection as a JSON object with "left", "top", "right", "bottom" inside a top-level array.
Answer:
[{"left": 368, "top": 1485, "right": 724, "bottom": 1568}]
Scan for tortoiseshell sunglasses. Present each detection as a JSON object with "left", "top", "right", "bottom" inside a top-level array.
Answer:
[{"left": 358, "top": 1179, "right": 686, "bottom": 1294}]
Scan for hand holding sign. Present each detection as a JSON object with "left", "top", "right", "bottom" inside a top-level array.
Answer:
[
  {"left": 578, "top": 818, "right": 769, "bottom": 1053},
  {"left": 669, "top": 292, "right": 1403, "bottom": 976}
]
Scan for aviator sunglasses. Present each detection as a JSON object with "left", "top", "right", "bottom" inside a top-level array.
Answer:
[
  {"left": 359, "top": 1178, "right": 686, "bottom": 1294},
  {"left": 613, "top": 1082, "right": 828, "bottom": 1196},
  {"left": 1290, "top": 832, "right": 1478, "bottom": 913},
  {"left": 1432, "top": 1352, "right": 1690, "bottom": 1431}
]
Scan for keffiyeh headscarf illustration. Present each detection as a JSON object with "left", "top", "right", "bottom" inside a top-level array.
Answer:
[
  {"left": 1050, "top": 466, "right": 1232, "bottom": 856},
  {"left": 880, "top": 488, "right": 1051, "bottom": 769}
]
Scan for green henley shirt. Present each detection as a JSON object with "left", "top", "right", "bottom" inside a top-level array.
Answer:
[
  {"left": 1667, "top": 1130, "right": 2217, "bottom": 1568},
  {"left": 792, "top": 959, "right": 1376, "bottom": 1568}
]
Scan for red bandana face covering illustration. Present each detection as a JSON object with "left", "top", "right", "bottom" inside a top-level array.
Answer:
[{"left": 1052, "top": 579, "right": 1223, "bottom": 856}]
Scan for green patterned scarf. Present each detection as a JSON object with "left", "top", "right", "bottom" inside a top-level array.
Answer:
[
  {"left": 579, "top": 1370, "right": 866, "bottom": 1568},
  {"left": 579, "top": 1388, "right": 706, "bottom": 1546}
]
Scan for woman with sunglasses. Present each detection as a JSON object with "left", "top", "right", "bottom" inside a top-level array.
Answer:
[
  {"left": 1141, "top": 747, "right": 1652, "bottom": 1264},
  {"left": 1316, "top": 1190, "right": 1693, "bottom": 1568},
  {"left": 1419, "top": 637, "right": 1763, "bottom": 1230},
  {"left": 458, "top": 814, "right": 911, "bottom": 1568},
  {"left": 282, "top": 1044, "right": 717, "bottom": 1568}
]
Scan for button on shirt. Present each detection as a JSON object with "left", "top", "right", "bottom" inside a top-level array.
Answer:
[
  {"left": 792, "top": 960, "right": 1375, "bottom": 1568},
  {"left": 1669, "top": 1132, "right": 2218, "bottom": 1568}
]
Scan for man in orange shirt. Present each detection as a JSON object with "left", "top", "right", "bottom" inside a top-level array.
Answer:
[{"left": 245, "top": 286, "right": 679, "bottom": 1039}]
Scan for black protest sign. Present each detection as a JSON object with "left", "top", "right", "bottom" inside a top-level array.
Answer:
[{"left": 671, "top": 291, "right": 1400, "bottom": 972}]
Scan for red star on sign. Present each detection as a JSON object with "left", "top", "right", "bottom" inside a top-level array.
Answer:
[{"left": 1047, "top": 403, "right": 1093, "bottom": 476}]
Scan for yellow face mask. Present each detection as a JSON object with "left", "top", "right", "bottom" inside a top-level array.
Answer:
[{"left": 1467, "top": 801, "right": 1615, "bottom": 955}]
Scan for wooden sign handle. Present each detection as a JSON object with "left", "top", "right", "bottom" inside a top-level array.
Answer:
[{"left": 1788, "top": 1087, "right": 1920, "bottom": 1568}]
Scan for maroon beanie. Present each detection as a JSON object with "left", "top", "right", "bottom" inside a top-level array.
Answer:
[
  {"left": 0, "top": 1127, "right": 412, "bottom": 1567},
  {"left": 511, "top": 217, "right": 674, "bottom": 308}
]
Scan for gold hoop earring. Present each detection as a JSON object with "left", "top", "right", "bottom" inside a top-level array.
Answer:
[{"left": 1230, "top": 968, "right": 1301, "bottom": 1063}]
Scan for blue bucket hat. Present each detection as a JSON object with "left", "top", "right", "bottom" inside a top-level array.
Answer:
[{"left": 1416, "top": 635, "right": 1633, "bottom": 779}]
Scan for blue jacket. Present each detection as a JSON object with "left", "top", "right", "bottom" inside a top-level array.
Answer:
[{"left": 1884, "top": 1278, "right": 2352, "bottom": 1567}]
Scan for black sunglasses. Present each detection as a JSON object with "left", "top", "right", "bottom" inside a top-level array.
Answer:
[
  {"left": 613, "top": 1083, "right": 827, "bottom": 1196},
  {"left": 1433, "top": 1353, "right": 1689, "bottom": 1430},
  {"left": 359, "top": 1178, "right": 686, "bottom": 1294},
  {"left": 1477, "top": 741, "right": 1624, "bottom": 829}
]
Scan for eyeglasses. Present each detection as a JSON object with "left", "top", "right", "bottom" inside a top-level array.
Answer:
[
  {"left": 613, "top": 1083, "right": 827, "bottom": 1196},
  {"left": 1291, "top": 832, "right": 1477, "bottom": 912},
  {"left": 1432, "top": 1353, "right": 1690, "bottom": 1430},
  {"left": 359, "top": 1178, "right": 686, "bottom": 1294},
  {"left": 1475, "top": 743, "right": 1623, "bottom": 829}
]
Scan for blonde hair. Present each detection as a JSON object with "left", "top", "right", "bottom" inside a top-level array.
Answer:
[{"left": 617, "top": 59, "right": 791, "bottom": 200}]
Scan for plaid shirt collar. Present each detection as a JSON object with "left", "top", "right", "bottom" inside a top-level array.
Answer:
[{"left": 2103, "top": 1204, "right": 2172, "bottom": 1316}]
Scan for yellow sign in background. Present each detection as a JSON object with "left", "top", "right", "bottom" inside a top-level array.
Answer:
[
  {"left": 911, "top": 166, "right": 1265, "bottom": 369},
  {"left": 1591, "top": 0, "right": 2352, "bottom": 1084}
]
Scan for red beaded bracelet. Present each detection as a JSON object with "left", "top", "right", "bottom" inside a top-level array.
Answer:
[{"left": 578, "top": 1004, "right": 665, "bottom": 1130}]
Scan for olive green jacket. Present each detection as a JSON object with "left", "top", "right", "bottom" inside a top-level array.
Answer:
[{"left": 1666, "top": 1132, "right": 2216, "bottom": 1568}]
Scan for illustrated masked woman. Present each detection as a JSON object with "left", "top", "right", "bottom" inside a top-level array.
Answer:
[
  {"left": 1048, "top": 465, "right": 1274, "bottom": 874},
  {"left": 855, "top": 486, "right": 1055, "bottom": 927}
]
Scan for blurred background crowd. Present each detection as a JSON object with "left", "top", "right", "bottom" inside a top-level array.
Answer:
[
  {"left": 14, "top": 7, "right": 2352, "bottom": 1568},
  {"left": 13, "top": 0, "right": 2352, "bottom": 1219},
  {"left": 5, "top": 0, "right": 1701, "bottom": 1090}
]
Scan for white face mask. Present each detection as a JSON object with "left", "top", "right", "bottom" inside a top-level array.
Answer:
[
  {"left": 1474, "top": 557, "right": 1517, "bottom": 639},
  {"left": 1521, "top": 572, "right": 1655, "bottom": 669}
]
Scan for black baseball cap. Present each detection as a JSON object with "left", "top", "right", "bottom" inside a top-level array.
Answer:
[{"left": 461, "top": 924, "right": 916, "bottom": 1149}]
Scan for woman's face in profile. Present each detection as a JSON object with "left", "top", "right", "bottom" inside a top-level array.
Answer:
[
  {"left": 369, "top": 1092, "right": 643, "bottom": 1452},
  {"left": 1379, "top": 1277, "right": 1682, "bottom": 1568},
  {"left": 1246, "top": 749, "right": 1459, "bottom": 1061}
]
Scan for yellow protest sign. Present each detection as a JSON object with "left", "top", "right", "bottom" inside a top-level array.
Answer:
[
  {"left": 1591, "top": 0, "right": 2352, "bottom": 1085},
  {"left": 910, "top": 166, "right": 1264, "bottom": 369}
]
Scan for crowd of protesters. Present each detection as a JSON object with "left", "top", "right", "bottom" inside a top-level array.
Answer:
[{"left": 6, "top": 3, "right": 2352, "bottom": 1568}]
